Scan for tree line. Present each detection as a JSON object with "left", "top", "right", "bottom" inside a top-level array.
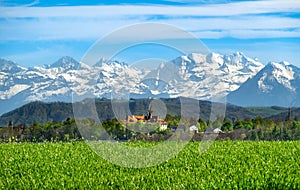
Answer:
[{"left": 1, "top": 115, "right": 300, "bottom": 142}]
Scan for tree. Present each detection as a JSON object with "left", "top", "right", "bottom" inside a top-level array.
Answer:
[
  {"left": 241, "top": 118, "right": 253, "bottom": 130},
  {"left": 198, "top": 119, "right": 207, "bottom": 132},
  {"left": 221, "top": 118, "right": 233, "bottom": 131},
  {"left": 234, "top": 120, "right": 243, "bottom": 129}
]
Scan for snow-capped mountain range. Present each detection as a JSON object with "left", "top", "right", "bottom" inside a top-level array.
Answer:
[{"left": 0, "top": 52, "right": 298, "bottom": 116}]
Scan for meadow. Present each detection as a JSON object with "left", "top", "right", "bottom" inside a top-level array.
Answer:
[{"left": 0, "top": 141, "right": 299, "bottom": 189}]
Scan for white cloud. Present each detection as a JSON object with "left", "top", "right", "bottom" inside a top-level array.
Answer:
[
  {"left": 228, "top": 29, "right": 300, "bottom": 39},
  {"left": 0, "top": 0, "right": 39, "bottom": 7},
  {"left": 0, "top": 0, "right": 300, "bottom": 18},
  {"left": 167, "top": 16, "right": 300, "bottom": 30},
  {"left": 0, "top": 0, "right": 299, "bottom": 40},
  {"left": 0, "top": 16, "right": 298, "bottom": 40},
  {"left": 193, "top": 30, "right": 300, "bottom": 39}
]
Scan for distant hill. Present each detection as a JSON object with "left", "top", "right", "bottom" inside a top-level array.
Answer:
[
  {"left": 0, "top": 98, "right": 262, "bottom": 126},
  {"left": 266, "top": 107, "right": 300, "bottom": 121},
  {"left": 245, "top": 106, "right": 288, "bottom": 118},
  {"left": 0, "top": 101, "right": 73, "bottom": 126}
]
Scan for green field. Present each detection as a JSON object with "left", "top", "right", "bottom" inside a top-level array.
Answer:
[{"left": 1, "top": 141, "right": 300, "bottom": 189}]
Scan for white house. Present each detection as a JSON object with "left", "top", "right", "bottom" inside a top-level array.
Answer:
[
  {"left": 189, "top": 125, "right": 198, "bottom": 133},
  {"left": 159, "top": 123, "right": 168, "bottom": 131},
  {"left": 205, "top": 127, "right": 223, "bottom": 134}
]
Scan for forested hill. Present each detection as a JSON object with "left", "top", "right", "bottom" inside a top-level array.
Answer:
[
  {"left": 0, "top": 98, "right": 294, "bottom": 126},
  {"left": 0, "top": 101, "right": 73, "bottom": 126}
]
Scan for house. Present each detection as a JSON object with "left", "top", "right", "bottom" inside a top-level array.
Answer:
[
  {"left": 205, "top": 127, "right": 223, "bottom": 134},
  {"left": 124, "top": 107, "right": 168, "bottom": 130},
  {"left": 189, "top": 125, "right": 198, "bottom": 133},
  {"left": 160, "top": 121, "right": 168, "bottom": 131}
]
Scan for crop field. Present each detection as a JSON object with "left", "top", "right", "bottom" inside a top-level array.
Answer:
[{"left": 1, "top": 141, "right": 300, "bottom": 189}]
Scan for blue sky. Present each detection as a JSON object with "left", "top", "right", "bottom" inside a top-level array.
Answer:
[{"left": 0, "top": 0, "right": 299, "bottom": 67}]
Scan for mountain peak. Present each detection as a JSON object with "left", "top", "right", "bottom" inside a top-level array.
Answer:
[
  {"left": 234, "top": 51, "right": 244, "bottom": 56},
  {"left": 0, "top": 58, "right": 26, "bottom": 73},
  {"left": 265, "top": 61, "right": 298, "bottom": 82},
  {"left": 231, "top": 51, "right": 253, "bottom": 61},
  {"left": 228, "top": 60, "right": 300, "bottom": 107},
  {"left": 48, "top": 56, "right": 80, "bottom": 70},
  {"left": 268, "top": 61, "right": 291, "bottom": 68},
  {"left": 227, "top": 52, "right": 263, "bottom": 68},
  {"left": 94, "top": 57, "right": 127, "bottom": 67}
]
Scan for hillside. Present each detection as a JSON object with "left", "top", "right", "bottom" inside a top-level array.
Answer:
[
  {"left": 267, "top": 107, "right": 300, "bottom": 121},
  {"left": 0, "top": 98, "right": 259, "bottom": 126},
  {"left": 245, "top": 106, "right": 288, "bottom": 118}
]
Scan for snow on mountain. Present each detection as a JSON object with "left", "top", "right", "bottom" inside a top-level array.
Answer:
[
  {"left": 0, "top": 84, "right": 31, "bottom": 99},
  {"left": 227, "top": 61, "right": 300, "bottom": 107},
  {"left": 47, "top": 56, "right": 80, "bottom": 70},
  {"left": 0, "top": 52, "right": 266, "bottom": 115},
  {"left": 169, "top": 52, "right": 264, "bottom": 99},
  {"left": 0, "top": 59, "right": 27, "bottom": 73}
]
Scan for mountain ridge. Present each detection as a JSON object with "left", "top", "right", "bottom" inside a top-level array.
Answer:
[
  {"left": 0, "top": 98, "right": 259, "bottom": 126},
  {"left": 0, "top": 52, "right": 298, "bottom": 115}
]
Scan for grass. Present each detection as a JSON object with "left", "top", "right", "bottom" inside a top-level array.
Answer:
[{"left": 0, "top": 141, "right": 299, "bottom": 189}]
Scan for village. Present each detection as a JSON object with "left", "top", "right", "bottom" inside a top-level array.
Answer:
[{"left": 123, "top": 106, "right": 223, "bottom": 135}]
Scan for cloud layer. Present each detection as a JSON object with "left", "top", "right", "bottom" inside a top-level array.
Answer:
[{"left": 0, "top": 0, "right": 299, "bottom": 40}]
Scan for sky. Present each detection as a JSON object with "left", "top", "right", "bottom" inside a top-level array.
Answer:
[{"left": 0, "top": 0, "right": 299, "bottom": 67}]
